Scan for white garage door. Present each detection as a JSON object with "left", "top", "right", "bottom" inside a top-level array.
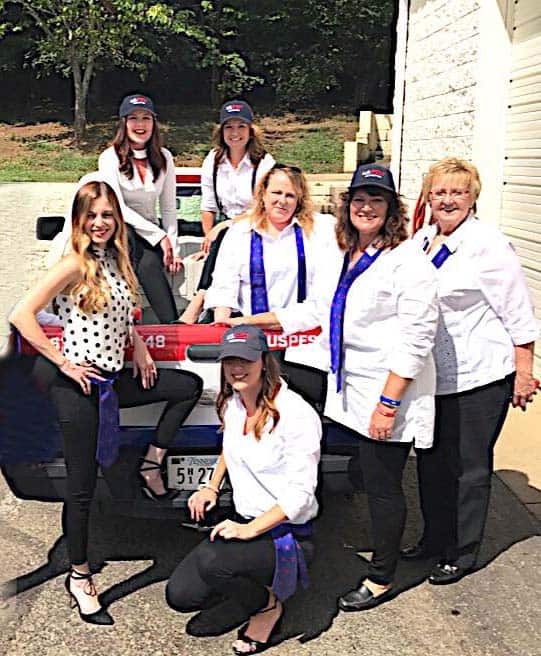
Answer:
[{"left": 501, "top": 0, "right": 541, "bottom": 376}]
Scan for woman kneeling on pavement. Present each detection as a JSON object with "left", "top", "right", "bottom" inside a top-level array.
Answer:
[
  {"left": 166, "top": 325, "right": 321, "bottom": 652},
  {"left": 9, "top": 175, "right": 202, "bottom": 625},
  {"left": 401, "top": 157, "right": 540, "bottom": 584},
  {"left": 229, "top": 163, "right": 438, "bottom": 610}
]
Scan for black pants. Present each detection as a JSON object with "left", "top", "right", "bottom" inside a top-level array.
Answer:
[
  {"left": 357, "top": 435, "right": 411, "bottom": 585},
  {"left": 197, "top": 226, "right": 229, "bottom": 291},
  {"left": 128, "top": 226, "right": 178, "bottom": 323},
  {"left": 415, "top": 375, "right": 513, "bottom": 569},
  {"left": 166, "top": 529, "right": 314, "bottom": 617},
  {"left": 35, "top": 357, "right": 202, "bottom": 565}
]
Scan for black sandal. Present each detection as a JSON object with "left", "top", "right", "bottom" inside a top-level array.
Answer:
[
  {"left": 64, "top": 569, "right": 114, "bottom": 625},
  {"left": 139, "top": 458, "right": 179, "bottom": 501},
  {"left": 232, "top": 599, "right": 283, "bottom": 655}
]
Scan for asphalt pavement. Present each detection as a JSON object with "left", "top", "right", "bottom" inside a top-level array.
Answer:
[{"left": 1, "top": 454, "right": 539, "bottom": 656}]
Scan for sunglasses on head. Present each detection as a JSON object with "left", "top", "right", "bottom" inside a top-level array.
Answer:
[{"left": 271, "top": 163, "right": 303, "bottom": 174}]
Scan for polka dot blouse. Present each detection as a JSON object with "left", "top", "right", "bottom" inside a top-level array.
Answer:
[{"left": 55, "top": 248, "right": 134, "bottom": 373}]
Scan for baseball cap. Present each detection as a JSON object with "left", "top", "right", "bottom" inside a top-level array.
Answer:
[
  {"left": 119, "top": 94, "right": 156, "bottom": 118},
  {"left": 218, "top": 325, "right": 269, "bottom": 362},
  {"left": 349, "top": 163, "right": 396, "bottom": 195},
  {"left": 219, "top": 100, "right": 254, "bottom": 125}
]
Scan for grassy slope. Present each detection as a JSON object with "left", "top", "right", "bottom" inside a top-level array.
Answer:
[{"left": 0, "top": 110, "right": 357, "bottom": 182}]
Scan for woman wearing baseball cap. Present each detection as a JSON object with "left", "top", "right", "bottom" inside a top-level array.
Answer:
[
  {"left": 166, "top": 325, "right": 321, "bottom": 652},
  {"left": 98, "top": 93, "right": 181, "bottom": 324},
  {"left": 177, "top": 99, "right": 275, "bottom": 324},
  {"left": 229, "top": 163, "right": 439, "bottom": 611}
]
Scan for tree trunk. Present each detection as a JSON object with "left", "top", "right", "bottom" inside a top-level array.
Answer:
[
  {"left": 72, "top": 56, "right": 94, "bottom": 145},
  {"left": 210, "top": 62, "right": 221, "bottom": 107}
]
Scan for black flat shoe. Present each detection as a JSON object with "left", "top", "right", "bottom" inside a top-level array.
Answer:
[
  {"left": 139, "top": 458, "right": 180, "bottom": 501},
  {"left": 65, "top": 570, "right": 114, "bottom": 626},
  {"left": 428, "top": 563, "right": 471, "bottom": 585},
  {"left": 400, "top": 542, "right": 442, "bottom": 560},
  {"left": 338, "top": 583, "right": 394, "bottom": 612},
  {"left": 232, "top": 599, "right": 283, "bottom": 654}
]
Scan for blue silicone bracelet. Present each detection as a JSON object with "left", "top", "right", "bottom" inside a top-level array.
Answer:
[{"left": 380, "top": 394, "right": 401, "bottom": 408}]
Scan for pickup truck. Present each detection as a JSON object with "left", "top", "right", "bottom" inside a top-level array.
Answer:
[{"left": 1, "top": 169, "right": 360, "bottom": 521}]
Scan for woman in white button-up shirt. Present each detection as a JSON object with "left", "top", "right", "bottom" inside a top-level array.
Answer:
[
  {"left": 403, "top": 158, "right": 540, "bottom": 585},
  {"left": 178, "top": 99, "right": 275, "bottom": 324},
  {"left": 228, "top": 164, "right": 438, "bottom": 612},
  {"left": 166, "top": 326, "right": 321, "bottom": 651},
  {"left": 99, "top": 94, "right": 181, "bottom": 323}
]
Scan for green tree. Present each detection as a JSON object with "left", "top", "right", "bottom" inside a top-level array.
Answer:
[{"left": 0, "top": 0, "right": 258, "bottom": 142}]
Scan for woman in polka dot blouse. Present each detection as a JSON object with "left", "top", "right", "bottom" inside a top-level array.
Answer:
[{"left": 10, "top": 174, "right": 202, "bottom": 625}]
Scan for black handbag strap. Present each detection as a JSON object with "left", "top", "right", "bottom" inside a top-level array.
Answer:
[{"left": 213, "top": 153, "right": 264, "bottom": 220}]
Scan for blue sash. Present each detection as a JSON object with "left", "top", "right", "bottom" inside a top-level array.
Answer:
[
  {"left": 250, "top": 224, "right": 306, "bottom": 314},
  {"left": 329, "top": 249, "right": 382, "bottom": 392},
  {"left": 422, "top": 236, "right": 453, "bottom": 269},
  {"left": 270, "top": 521, "right": 312, "bottom": 601},
  {"left": 91, "top": 373, "right": 120, "bottom": 469}
]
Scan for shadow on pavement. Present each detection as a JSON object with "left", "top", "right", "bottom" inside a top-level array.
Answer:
[{"left": 2, "top": 458, "right": 539, "bottom": 647}]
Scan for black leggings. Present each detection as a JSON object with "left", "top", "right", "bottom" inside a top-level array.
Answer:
[
  {"left": 166, "top": 530, "right": 314, "bottom": 617},
  {"left": 35, "top": 357, "right": 202, "bottom": 565},
  {"left": 128, "top": 226, "right": 178, "bottom": 323},
  {"left": 357, "top": 435, "right": 411, "bottom": 585},
  {"left": 197, "top": 226, "right": 229, "bottom": 291}
]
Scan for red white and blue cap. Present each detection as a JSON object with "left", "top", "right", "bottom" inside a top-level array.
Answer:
[
  {"left": 349, "top": 163, "right": 396, "bottom": 195},
  {"left": 219, "top": 100, "right": 254, "bottom": 125},
  {"left": 218, "top": 325, "right": 269, "bottom": 361},
  {"left": 119, "top": 94, "right": 156, "bottom": 118}
]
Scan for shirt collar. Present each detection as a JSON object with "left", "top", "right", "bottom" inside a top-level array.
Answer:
[
  {"left": 439, "top": 212, "right": 476, "bottom": 254},
  {"left": 223, "top": 152, "right": 253, "bottom": 171}
]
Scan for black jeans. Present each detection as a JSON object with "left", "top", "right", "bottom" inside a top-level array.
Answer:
[
  {"left": 357, "top": 435, "right": 411, "bottom": 585},
  {"left": 415, "top": 375, "right": 513, "bottom": 569},
  {"left": 128, "top": 226, "right": 178, "bottom": 323},
  {"left": 166, "top": 529, "right": 314, "bottom": 617},
  {"left": 35, "top": 357, "right": 202, "bottom": 565}
]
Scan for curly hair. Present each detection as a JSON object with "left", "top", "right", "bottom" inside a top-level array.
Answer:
[
  {"left": 421, "top": 157, "right": 481, "bottom": 204},
  {"left": 70, "top": 181, "right": 139, "bottom": 314},
  {"left": 212, "top": 121, "right": 267, "bottom": 168},
  {"left": 335, "top": 186, "right": 409, "bottom": 251},
  {"left": 245, "top": 166, "right": 315, "bottom": 236},
  {"left": 112, "top": 115, "right": 166, "bottom": 182},
  {"left": 216, "top": 351, "right": 281, "bottom": 441}
]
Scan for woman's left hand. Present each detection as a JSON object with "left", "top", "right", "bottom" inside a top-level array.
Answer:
[
  {"left": 210, "top": 519, "right": 255, "bottom": 542},
  {"left": 368, "top": 406, "right": 396, "bottom": 441},
  {"left": 168, "top": 256, "right": 183, "bottom": 274},
  {"left": 512, "top": 372, "right": 538, "bottom": 410},
  {"left": 133, "top": 340, "right": 157, "bottom": 389}
]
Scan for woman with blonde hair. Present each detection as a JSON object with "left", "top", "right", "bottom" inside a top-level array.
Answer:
[
  {"left": 166, "top": 325, "right": 321, "bottom": 651},
  {"left": 401, "top": 157, "right": 539, "bottom": 584},
  {"left": 9, "top": 174, "right": 202, "bottom": 625}
]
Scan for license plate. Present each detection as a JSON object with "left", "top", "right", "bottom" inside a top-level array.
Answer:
[{"left": 167, "top": 455, "right": 219, "bottom": 491}]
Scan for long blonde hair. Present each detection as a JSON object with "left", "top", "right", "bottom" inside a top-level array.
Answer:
[
  {"left": 216, "top": 352, "right": 281, "bottom": 441},
  {"left": 70, "top": 181, "right": 139, "bottom": 313},
  {"left": 247, "top": 165, "right": 315, "bottom": 236}
]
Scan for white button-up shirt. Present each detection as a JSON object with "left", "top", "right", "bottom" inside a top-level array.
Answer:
[
  {"left": 204, "top": 213, "right": 337, "bottom": 314},
  {"left": 276, "top": 239, "right": 438, "bottom": 447},
  {"left": 222, "top": 380, "right": 321, "bottom": 524},
  {"left": 414, "top": 215, "right": 540, "bottom": 395},
  {"left": 98, "top": 146, "right": 178, "bottom": 253},
  {"left": 201, "top": 150, "right": 275, "bottom": 218}
]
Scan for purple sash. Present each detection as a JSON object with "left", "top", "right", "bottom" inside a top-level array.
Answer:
[
  {"left": 250, "top": 224, "right": 306, "bottom": 314},
  {"left": 329, "top": 249, "right": 382, "bottom": 391},
  {"left": 270, "top": 521, "right": 312, "bottom": 601},
  {"left": 91, "top": 373, "right": 120, "bottom": 469}
]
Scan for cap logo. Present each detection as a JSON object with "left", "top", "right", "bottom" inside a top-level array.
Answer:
[
  {"left": 227, "top": 332, "right": 249, "bottom": 343},
  {"left": 130, "top": 96, "right": 148, "bottom": 105},
  {"left": 361, "top": 168, "right": 385, "bottom": 179},
  {"left": 225, "top": 103, "right": 244, "bottom": 113}
]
